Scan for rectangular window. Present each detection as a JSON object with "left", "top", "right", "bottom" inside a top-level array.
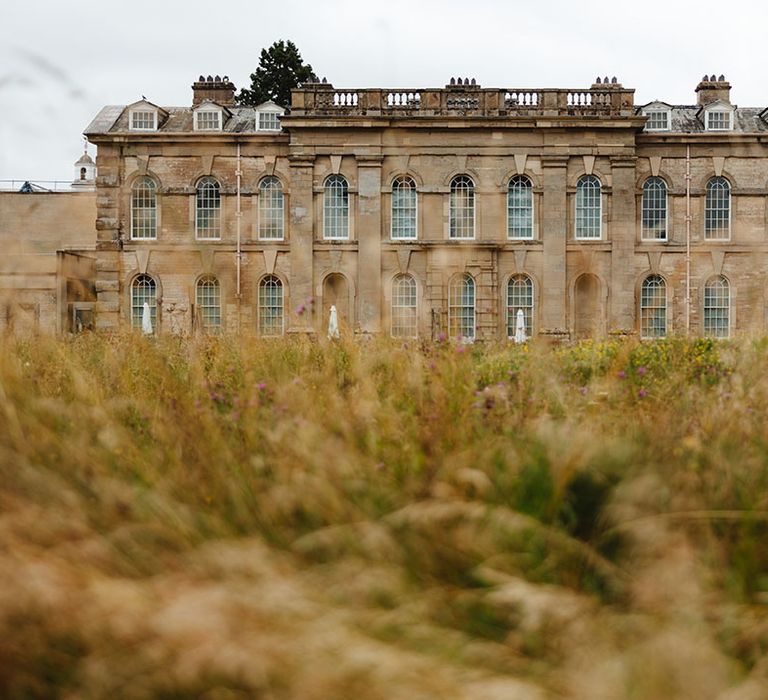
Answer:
[
  {"left": 258, "top": 112, "right": 281, "bottom": 130},
  {"left": 196, "top": 111, "right": 221, "bottom": 131},
  {"left": 131, "top": 111, "right": 156, "bottom": 130},
  {"left": 644, "top": 111, "right": 669, "bottom": 131},
  {"left": 707, "top": 111, "right": 731, "bottom": 130}
]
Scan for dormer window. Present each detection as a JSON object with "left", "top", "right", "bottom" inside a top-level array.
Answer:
[
  {"left": 129, "top": 109, "right": 157, "bottom": 131},
  {"left": 706, "top": 110, "right": 732, "bottom": 131},
  {"left": 645, "top": 110, "right": 669, "bottom": 131},
  {"left": 194, "top": 105, "right": 223, "bottom": 131},
  {"left": 258, "top": 112, "right": 281, "bottom": 131}
]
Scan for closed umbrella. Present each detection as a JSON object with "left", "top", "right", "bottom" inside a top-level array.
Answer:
[
  {"left": 514, "top": 308, "right": 527, "bottom": 344},
  {"left": 328, "top": 304, "right": 340, "bottom": 339},
  {"left": 142, "top": 301, "right": 153, "bottom": 335}
]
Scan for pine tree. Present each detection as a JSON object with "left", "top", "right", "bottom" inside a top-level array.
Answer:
[{"left": 237, "top": 40, "right": 316, "bottom": 108}]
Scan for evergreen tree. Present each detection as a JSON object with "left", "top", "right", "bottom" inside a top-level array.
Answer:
[{"left": 237, "top": 40, "right": 316, "bottom": 108}]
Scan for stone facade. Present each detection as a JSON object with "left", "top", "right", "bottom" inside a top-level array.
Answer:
[{"left": 74, "top": 75, "right": 768, "bottom": 338}]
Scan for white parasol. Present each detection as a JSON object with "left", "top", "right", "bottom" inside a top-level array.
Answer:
[
  {"left": 141, "top": 301, "right": 153, "bottom": 335},
  {"left": 514, "top": 308, "right": 527, "bottom": 344},
  {"left": 327, "top": 305, "right": 340, "bottom": 339}
]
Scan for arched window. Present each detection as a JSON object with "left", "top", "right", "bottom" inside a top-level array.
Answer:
[
  {"left": 131, "top": 274, "right": 157, "bottom": 330},
  {"left": 575, "top": 175, "right": 602, "bottom": 239},
  {"left": 449, "top": 175, "right": 475, "bottom": 239},
  {"left": 705, "top": 177, "right": 731, "bottom": 240},
  {"left": 640, "top": 275, "right": 666, "bottom": 338},
  {"left": 507, "top": 176, "right": 533, "bottom": 239},
  {"left": 448, "top": 274, "right": 475, "bottom": 340},
  {"left": 258, "top": 176, "right": 284, "bottom": 240},
  {"left": 391, "top": 274, "right": 417, "bottom": 338},
  {"left": 324, "top": 175, "right": 349, "bottom": 239},
  {"left": 196, "top": 177, "right": 221, "bottom": 239},
  {"left": 391, "top": 176, "right": 417, "bottom": 239},
  {"left": 642, "top": 177, "right": 668, "bottom": 240},
  {"left": 131, "top": 177, "right": 157, "bottom": 239},
  {"left": 259, "top": 275, "right": 284, "bottom": 336},
  {"left": 704, "top": 276, "right": 730, "bottom": 338},
  {"left": 507, "top": 275, "right": 534, "bottom": 338},
  {"left": 196, "top": 276, "right": 220, "bottom": 332}
]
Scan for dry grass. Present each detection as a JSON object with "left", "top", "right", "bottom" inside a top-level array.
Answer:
[{"left": 2, "top": 332, "right": 768, "bottom": 699}]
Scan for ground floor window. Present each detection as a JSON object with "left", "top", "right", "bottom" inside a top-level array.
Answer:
[
  {"left": 391, "top": 274, "right": 417, "bottom": 338},
  {"left": 196, "top": 276, "right": 221, "bottom": 332},
  {"left": 640, "top": 275, "right": 666, "bottom": 338},
  {"left": 704, "top": 276, "right": 730, "bottom": 338},
  {"left": 448, "top": 273, "right": 475, "bottom": 340},
  {"left": 131, "top": 274, "right": 157, "bottom": 331},
  {"left": 507, "top": 274, "right": 533, "bottom": 338},
  {"left": 259, "top": 276, "right": 284, "bottom": 336}
]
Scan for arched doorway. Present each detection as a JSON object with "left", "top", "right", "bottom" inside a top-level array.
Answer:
[
  {"left": 323, "top": 273, "right": 349, "bottom": 332},
  {"left": 574, "top": 273, "right": 601, "bottom": 340}
]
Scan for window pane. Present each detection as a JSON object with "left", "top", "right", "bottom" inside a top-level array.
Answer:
[
  {"left": 392, "top": 274, "right": 417, "bottom": 337},
  {"left": 449, "top": 176, "right": 474, "bottom": 239},
  {"left": 131, "top": 274, "right": 157, "bottom": 330},
  {"left": 640, "top": 275, "right": 666, "bottom": 338},
  {"left": 196, "top": 111, "right": 221, "bottom": 130},
  {"left": 704, "top": 276, "right": 729, "bottom": 338},
  {"left": 324, "top": 175, "right": 349, "bottom": 239},
  {"left": 196, "top": 177, "right": 221, "bottom": 238},
  {"left": 507, "top": 176, "right": 533, "bottom": 239},
  {"left": 642, "top": 177, "right": 667, "bottom": 240},
  {"left": 575, "top": 175, "right": 601, "bottom": 239},
  {"left": 705, "top": 177, "right": 730, "bottom": 240},
  {"left": 391, "top": 176, "right": 417, "bottom": 239},
  {"left": 258, "top": 112, "right": 280, "bottom": 130},
  {"left": 259, "top": 177, "right": 284, "bottom": 239},
  {"left": 131, "top": 177, "right": 157, "bottom": 239},
  {"left": 196, "top": 276, "right": 220, "bottom": 332},
  {"left": 259, "top": 276, "right": 284, "bottom": 335},
  {"left": 448, "top": 274, "right": 475, "bottom": 339},
  {"left": 506, "top": 275, "right": 533, "bottom": 337}
]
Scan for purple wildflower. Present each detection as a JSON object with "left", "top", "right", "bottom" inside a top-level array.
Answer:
[
  {"left": 638, "top": 388, "right": 648, "bottom": 398},
  {"left": 617, "top": 370, "right": 627, "bottom": 379},
  {"left": 637, "top": 366, "right": 647, "bottom": 376}
]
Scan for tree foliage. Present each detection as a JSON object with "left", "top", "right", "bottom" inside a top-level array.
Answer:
[{"left": 237, "top": 40, "right": 316, "bottom": 108}]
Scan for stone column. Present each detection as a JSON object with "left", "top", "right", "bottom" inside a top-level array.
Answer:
[
  {"left": 287, "top": 154, "right": 315, "bottom": 333},
  {"left": 540, "top": 155, "right": 568, "bottom": 337},
  {"left": 609, "top": 156, "right": 637, "bottom": 334},
  {"left": 356, "top": 155, "right": 383, "bottom": 334},
  {"left": 94, "top": 146, "right": 121, "bottom": 330}
]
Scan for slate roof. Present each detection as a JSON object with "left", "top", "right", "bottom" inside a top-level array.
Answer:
[{"left": 636, "top": 105, "right": 768, "bottom": 133}]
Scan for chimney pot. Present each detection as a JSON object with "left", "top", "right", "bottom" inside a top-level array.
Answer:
[
  {"left": 192, "top": 74, "right": 236, "bottom": 106},
  {"left": 696, "top": 74, "right": 731, "bottom": 106}
]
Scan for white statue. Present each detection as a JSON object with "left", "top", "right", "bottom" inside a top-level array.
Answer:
[
  {"left": 141, "top": 301, "right": 153, "bottom": 335},
  {"left": 514, "top": 308, "right": 527, "bottom": 344},
  {"left": 328, "top": 304, "right": 340, "bottom": 339}
]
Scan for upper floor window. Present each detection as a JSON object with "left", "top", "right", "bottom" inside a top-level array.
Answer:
[
  {"left": 323, "top": 175, "right": 349, "bottom": 240},
  {"left": 258, "top": 112, "right": 281, "bottom": 131},
  {"left": 640, "top": 275, "right": 667, "bottom": 338},
  {"left": 259, "top": 275, "right": 284, "bottom": 336},
  {"left": 448, "top": 273, "right": 475, "bottom": 340},
  {"left": 449, "top": 175, "right": 475, "bottom": 239},
  {"left": 131, "top": 274, "right": 157, "bottom": 331},
  {"left": 507, "top": 274, "right": 533, "bottom": 338},
  {"left": 704, "top": 276, "right": 730, "bottom": 338},
  {"left": 575, "top": 175, "right": 602, "bottom": 239},
  {"left": 391, "top": 176, "right": 417, "bottom": 240},
  {"left": 644, "top": 110, "right": 670, "bottom": 131},
  {"left": 194, "top": 108, "right": 222, "bottom": 131},
  {"left": 391, "top": 274, "right": 417, "bottom": 338},
  {"left": 196, "top": 276, "right": 221, "bottom": 332},
  {"left": 706, "top": 111, "right": 732, "bottom": 131},
  {"left": 131, "top": 177, "right": 157, "bottom": 239},
  {"left": 705, "top": 177, "right": 731, "bottom": 240},
  {"left": 642, "top": 177, "right": 668, "bottom": 240},
  {"left": 258, "top": 176, "right": 284, "bottom": 240},
  {"left": 507, "top": 175, "right": 533, "bottom": 239},
  {"left": 196, "top": 177, "right": 221, "bottom": 239},
  {"left": 130, "top": 110, "right": 157, "bottom": 131}
]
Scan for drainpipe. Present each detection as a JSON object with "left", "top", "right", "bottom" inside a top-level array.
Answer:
[
  {"left": 236, "top": 142, "right": 242, "bottom": 331},
  {"left": 685, "top": 145, "right": 691, "bottom": 335}
]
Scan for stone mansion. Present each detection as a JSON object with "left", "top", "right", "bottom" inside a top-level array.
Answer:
[{"left": 3, "top": 73, "right": 768, "bottom": 339}]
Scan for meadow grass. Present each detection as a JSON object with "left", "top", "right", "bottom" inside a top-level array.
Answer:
[{"left": 1, "top": 332, "right": 768, "bottom": 699}]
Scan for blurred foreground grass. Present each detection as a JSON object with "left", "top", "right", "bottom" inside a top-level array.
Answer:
[{"left": 2, "top": 332, "right": 768, "bottom": 699}]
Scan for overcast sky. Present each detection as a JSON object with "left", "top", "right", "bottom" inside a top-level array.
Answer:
[{"left": 1, "top": 0, "right": 766, "bottom": 181}]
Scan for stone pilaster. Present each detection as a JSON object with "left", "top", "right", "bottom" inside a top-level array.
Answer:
[
  {"left": 541, "top": 156, "right": 568, "bottom": 336},
  {"left": 287, "top": 154, "right": 315, "bottom": 333},
  {"left": 356, "top": 155, "right": 383, "bottom": 333},
  {"left": 609, "top": 156, "right": 638, "bottom": 333}
]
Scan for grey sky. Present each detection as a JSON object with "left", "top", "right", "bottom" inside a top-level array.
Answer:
[{"left": 1, "top": 0, "right": 766, "bottom": 181}]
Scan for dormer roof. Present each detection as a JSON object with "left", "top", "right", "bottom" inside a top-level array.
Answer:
[
  {"left": 192, "top": 99, "right": 233, "bottom": 118},
  {"left": 254, "top": 100, "right": 285, "bottom": 112},
  {"left": 126, "top": 99, "right": 169, "bottom": 119},
  {"left": 696, "top": 99, "right": 735, "bottom": 119}
]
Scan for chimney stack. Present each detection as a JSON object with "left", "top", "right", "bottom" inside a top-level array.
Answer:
[
  {"left": 696, "top": 74, "right": 731, "bottom": 106},
  {"left": 192, "top": 75, "right": 236, "bottom": 106}
]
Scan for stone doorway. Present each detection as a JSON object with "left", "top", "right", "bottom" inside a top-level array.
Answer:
[{"left": 573, "top": 273, "right": 602, "bottom": 340}]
